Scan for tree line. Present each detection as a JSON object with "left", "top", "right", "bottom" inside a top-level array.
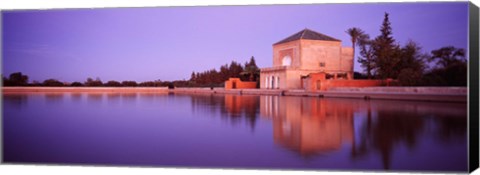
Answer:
[
  {"left": 2, "top": 56, "right": 260, "bottom": 88},
  {"left": 189, "top": 56, "right": 260, "bottom": 87},
  {"left": 347, "top": 12, "right": 467, "bottom": 86},
  {"left": 2, "top": 73, "right": 167, "bottom": 87}
]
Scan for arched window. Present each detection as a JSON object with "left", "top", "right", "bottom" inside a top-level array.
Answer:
[{"left": 282, "top": 55, "right": 292, "bottom": 66}]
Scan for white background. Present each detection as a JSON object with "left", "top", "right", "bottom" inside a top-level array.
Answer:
[{"left": 1, "top": 0, "right": 479, "bottom": 175}]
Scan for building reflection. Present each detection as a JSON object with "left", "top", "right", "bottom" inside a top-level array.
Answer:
[
  {"left": 195, "top": 93, "right": 356, "bottom": 143},
  {"left": 261, "top": 96, "right": 355, "bottom": 156},
  {"left": 224, "top": 95, "right": 259, "bottom": 128},
  {"left": 190, "top": 94, "right": 260, "bottom": 129},
  {"left": 190, "top": 94, "right": 467, "bottom": 170}
]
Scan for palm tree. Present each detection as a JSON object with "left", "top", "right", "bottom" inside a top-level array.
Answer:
[{"left": 346, "top": 27, "right": 366, "bottom": 76}]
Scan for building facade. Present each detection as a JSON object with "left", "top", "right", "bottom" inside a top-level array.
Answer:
[{"left": 260, "top": 28, "right": 354, "bottom": 89}]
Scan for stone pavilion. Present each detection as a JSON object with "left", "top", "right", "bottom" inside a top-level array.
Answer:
[{"left": 260, "top": 28, "right": 354, "bottom": 89}]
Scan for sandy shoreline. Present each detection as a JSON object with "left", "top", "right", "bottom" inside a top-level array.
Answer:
[{"left": 2, "top": 86, "right": 467, "bottom": 102}]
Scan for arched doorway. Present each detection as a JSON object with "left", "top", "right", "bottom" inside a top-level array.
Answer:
[
  {"left": 271, "top": 76, "right": 275, "bottom": 89},
  {"left": 265, "top": 76, "right": 269, "bottom": 89},
  {"left": 276, "top": 76, "right": 280, "bottom": 89}
]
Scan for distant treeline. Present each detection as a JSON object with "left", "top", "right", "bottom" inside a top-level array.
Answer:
[
  {"left": 189, "top": 56, "right": 260, "bottom": 87},
  {"left": 348, "top": 12, "right": 467, "bottom": 86},
  {"left": 2, "top": 74, "right": 169, "bottom": 87},
  {"left": 2, "top": 57, "right": 260, "bottom": 88}
]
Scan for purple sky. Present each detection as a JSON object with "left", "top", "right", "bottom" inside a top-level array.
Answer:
[{"left": 2, "top": 2, "right": 468, "bottom": 83}]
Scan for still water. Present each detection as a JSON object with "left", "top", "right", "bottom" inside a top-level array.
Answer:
[{"left": 3, "top": 92, "right": 467, "bottom": 172}]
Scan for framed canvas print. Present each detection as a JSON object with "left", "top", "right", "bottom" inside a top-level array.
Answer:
[{"left": 1, "top": 0, "right": 479, "bottom": 174}]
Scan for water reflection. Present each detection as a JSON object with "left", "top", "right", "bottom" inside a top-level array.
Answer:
[
  {"left": 3, "top": 93, "right": 467, "bottom": 171},
  {"left": 190, "top": 94, "right": 260, "bottom": 129},
  {"left": 218, "top": 95, "right": 466, "bottom": 170},
  {"left": 353, "top": 108, "right": 425, "bottom": 169},
  {"left": 121, "top": 93, "right": 138, "bottom": 100},
  {"left": 45, "top": 93, "right": 64, "bottom": 104},
  {"left": 433, "top": 114, "right": 467, "bottom": 143},
  {"left": 86, "top": 93, "right": 104, "bottom": 103},
  {"left": 3, "top": 94, "right": 28, "bottom": 109},
  {"left": 70, "top": 93, "right": 83, "bottom": 102},
  {"left": 224, "top": 95, "right": 259, "bottom": 128},
  {"left": 261, "top": 96, "right": 354, "bottom": 156},
  {"left": 106, "top": 93, "right": 121, "bottom": 100}
]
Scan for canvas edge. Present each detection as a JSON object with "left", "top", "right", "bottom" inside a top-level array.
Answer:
[{"left": 468, "top": 1, "right": 480, "bottom": 173}]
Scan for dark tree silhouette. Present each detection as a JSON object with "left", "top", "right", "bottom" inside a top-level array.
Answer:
[
  {"left": 372, "top": 12, "right": 401, "bottom": 79},
  {"left": 229, "top": 61, "right": 244, "bottom": 78},
  {"left": 43, "top": 79, "right": 64, "bottom": 86},
  {"left": 85, "top": 77, "right": 103, "bottom": 86},
  {"left": 6, "top": 72, "right": 29, "bottom": 86},
  {"left": 429, "top": 46, "right": 466, "bottom": 68},
  {"left": 139, "top": 81, "right": 157, "bottom": 87},
  {"left": 422, "top": 46, "right": 467, "bottom": 86},
  {"left": 187, "top": 59, "right": 254, "bottom": 87},
  {"left": 240, "top": 56, "right": 260, "bottom": 81},
  {"left": 356, "top": 32, "right": 376, "bottom": 79},
  {"left": 30, "top": 80, "right": 42, "bottom": 86},
  {"left": 121, "top": 81, "right": 138, "bottom": 87},
  {"left": 105, "top": 80, "right": 122, "bottom": 87},
  {"left": 70, "top": 82, "right": 84, "bottom": 87},
  {"left": 396, "top": 41, "right": 427, "bottom": 86},
  {"left": 190, "top": 71, "right": 196, "bottom": 82}
]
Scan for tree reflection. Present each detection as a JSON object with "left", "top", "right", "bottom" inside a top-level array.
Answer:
[
  {"left": 3, "top": 94, "right": 28, "bottom": 109},
  {"left": 70, "top": 93, "right": 83, "bottom": 102},
  {"left": 363, "top": 110, "right": 423, "bottom": 169},
  {"left": 351, "top": 101, "right": 467, "bottom": 170},
  {"left": 432, "top": 114, "right": 467, "bottom": 143},
  {"left": 45, "top": 93, "right": 65, "bottom": 104},
  {"left": 86, "top": 93, "right": 104, "bottom": 103},
  {"left": 188, "top": 93, "right": 467, "bottom": 170}
]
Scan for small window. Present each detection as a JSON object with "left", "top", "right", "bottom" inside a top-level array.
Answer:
[
  {"left": 337, "top": 73, "right": 347, "bottom": 79},
  {"left": 319, "top": 62, "right": 326, "bottom": 67},
  {"left": 326, "top": 73, "right": 335, "bottom": 79}
]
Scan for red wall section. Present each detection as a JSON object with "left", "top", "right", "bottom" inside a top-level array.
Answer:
[{"left": 225, "top": 78, "right": 257, "bottom": 89}]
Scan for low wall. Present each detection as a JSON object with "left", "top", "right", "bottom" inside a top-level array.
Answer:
[
  {"left": 172, "top": 87, "right": 466, "bottom": 103},
  {"left": 224, "top": 78, "right": 257, "bottom": 89},
  {"left": 322, "top": 80, "right": 384, "bottom": 90},
  {"left": 2, "top": 87, "right": 169, "bottom": 93},
  {"left": 304, "top": 72, "right": 388, "bottom": 91},
  {"left": 173, "top": 87, "right": 217, "bottom": 94},
  {"left": 328, "top": 87, "right": 467, "bottom": 94},
  {"left": 2, "top": 87, "right": 466, "bottom": 103}
]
